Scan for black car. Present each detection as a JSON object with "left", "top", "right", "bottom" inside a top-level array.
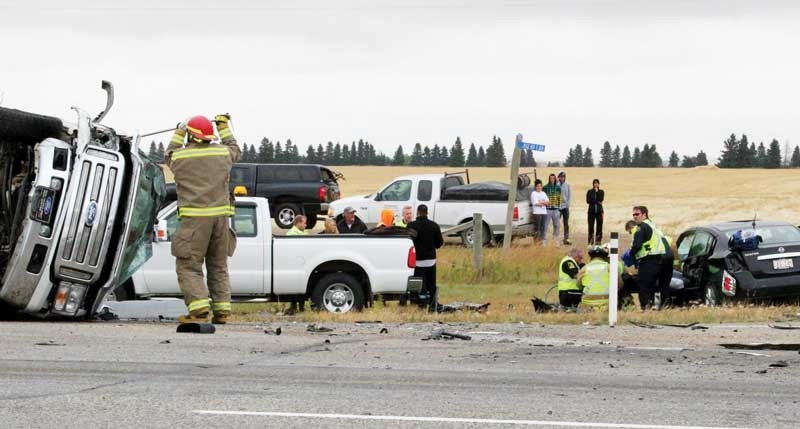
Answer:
[{"left": 676, "top": 220, "right": 800, "bottom": 305}]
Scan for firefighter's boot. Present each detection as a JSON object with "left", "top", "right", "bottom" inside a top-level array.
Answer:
[
  {"left": 178, "top": 309, "right": 210, "bottom": 323},
  {"left": 212, "top": 310, "right": 231, "bottom": 324}
]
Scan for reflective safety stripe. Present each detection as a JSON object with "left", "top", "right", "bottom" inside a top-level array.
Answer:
[
  {"left": 188, "top": 298, "right": 211, "bottom": 313},
  {"left": 558, "top": 256, "right": 580, "bottom": 291},
  {"left": 581, "top": 259, "right": 610, "bottom": 307},
  {"left": 178, "top": 205, "right": 235, "bottom": 218},
  {"left": 211, "top": 301, "right": 232, "bottom": 312},
  {"left": 635, "top": 219, "right": 666, "bottom": 259},
  {"left": 219, "top": 128, "right": 233, "bottom": 139},
  {"left": 170, "top": 135, "right": 185, "bottom": 145},
  {"left": 170, "top": 147, "right": 231, "bottom": 161},
  {"left": 393, "top": 219, "right": 407, "bottom": 228}
]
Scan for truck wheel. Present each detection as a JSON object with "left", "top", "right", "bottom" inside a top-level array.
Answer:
[
  {"left": 305, "top": 213, "right": 318, "bottom": 229},
  {"left": 311, "top": 273, "right": 365, "bottom": 313},
  {"left": 111, "top": 281, "right": 136, "bottom": 301},
  {"left": 461, "top": 222, "right": 491, "bottom": 247},
  {"left": 0, "top": 107, "right": 63, "bottom": 146},
  {"left": 274, "top": 203, "right": 300, "bottom": 229}
]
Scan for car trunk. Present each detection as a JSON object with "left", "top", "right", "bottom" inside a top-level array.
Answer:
[{"left": 738, "top": 243, "right": 800, "bottom": 278}]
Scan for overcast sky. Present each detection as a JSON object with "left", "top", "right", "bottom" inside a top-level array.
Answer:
[{"left": 2, "top": 0, "right": 799, "bottom": 162}]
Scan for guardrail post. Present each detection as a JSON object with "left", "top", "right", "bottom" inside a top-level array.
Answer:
[
  {"left": 473, "top": 214, "right": 483, "bottom": 270},
  {"left": 609, "top": 231, "right": 619, "bottom": 327}
]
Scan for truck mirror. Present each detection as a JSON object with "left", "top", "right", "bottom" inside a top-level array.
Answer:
[{"left": 156, "top": 219, "right": 169, "bottom": 242}]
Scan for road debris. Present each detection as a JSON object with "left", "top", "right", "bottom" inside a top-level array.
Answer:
[
  {"left": 176, "top": 323, "right": 215, "bottom": 334},
  {"left": 306, "top": 324, "right": 333, "bottom": 333},
  {"left": 422, "top": 328, "right": 471, "bottom": 341},
  {"left": 530, "top": 297, "right": 557, "bottom": 313},
  {"left": 264, "top": 326, "right": 282, "bottom": 335},
  {"left": 355, "top": 320, "right": 383, "bottom": 324},
  {"left": 662, "top": 322, "right": 698, "bottom": 328},
  {"left": 769, "top": 361, "right": 789, "bottom": 368},
  {"left": 467, "top": 331, "right": 502, "bottom": 335},
  {"left": 629, "top": 321, "right": 662, "bottom": 329},
  {"left": 437, "top": 302, "right": 490, "bottom": 313},
  {"left": 159, "top": 339, "right": 171, "bottom": 344},
  {"left": 733, "top": 351, "right": 771, "bottom": 357},
  {"left": 690, "top": 325, "right": 709, "bottom": 331},
  {"left": 35, "top": 340, "right": 65, "bottom": 346},
  {"left": 768, "top": 324, "right": 800, "bottom": 330},
  {"left": 379, "top": 328, "right": 389, "bottom": 334},
  {"left": 755, "top": 369, "right": 768, "bottom": 374},
  {"left": 719, "top": 343, "right": 800, "bottom": 351}
]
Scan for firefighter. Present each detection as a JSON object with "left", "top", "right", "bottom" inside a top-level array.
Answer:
[
  {"left": 166, "top": 114, "right": 242, "bottom": 324},
  {"left": 557, "top": 248, "right": 584, "bottom": 308},
  {"left": 577, "top": 245, "right": 614, "bottom": 308}
]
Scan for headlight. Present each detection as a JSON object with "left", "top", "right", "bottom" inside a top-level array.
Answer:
[{"left": 53, "top": 282, "right": 88, "bottom": 315}]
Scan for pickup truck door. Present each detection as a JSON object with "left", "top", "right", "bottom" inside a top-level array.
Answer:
[
  {"left": 372, "top": 179, "right": 415, "bottom": 224},
  {"left": 141, "top": 203, "right": 265, "bottom": 295}
]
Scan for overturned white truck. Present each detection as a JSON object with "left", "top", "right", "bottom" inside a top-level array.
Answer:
[{"left": 0, "top": 82, "right": 166, "bottom": 319}]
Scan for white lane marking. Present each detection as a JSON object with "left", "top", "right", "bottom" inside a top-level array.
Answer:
[{"left": 192, "top": 410, "right": 751, "bottom": 429}]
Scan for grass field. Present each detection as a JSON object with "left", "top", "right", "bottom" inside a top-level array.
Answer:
[{"left": 162, "top": 165, "right": 800, "bottom": 323}]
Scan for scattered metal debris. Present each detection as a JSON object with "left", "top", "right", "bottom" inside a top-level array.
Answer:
[
  {"left": 769, "top": 361, "right": 789, "bottom": 368},
  {"left": 629, "top": 321, "right": 662, "bottom": 329},
  {"left": 733, "top": 351, "right": 771, "bottom": 357},
  {"left": 690, "top": 325, "right": 709, "bottom": 331},
  {"left": 755, "top": 369, "right": 768, "bottom": 374},
  {"left": 422, "top": 328, "right": 471, "bottom": 341},
  {"left": 438, "top": 302, "right": 490, "bottom": 313},
  {"left": 467, "top": 331, "right": 502, "bottom": 335},
  {"left": 355, "top": 321, "right": 383, "bottom": 324},
  {"left": 662, "top": 322, "right": 698, "bottom": 328},
  {"left": 531, "top": 297, "right": 558, "bottom": 313},
  {"left": 35, "top": 340, "right": 65, "bottom": 346},
  {"left": 306, "top": 324, "right": 333, "bottom": 333},
  {"left": 768, "top": 324, "right": 800, "bottom": 330},
  {"left": 379, "top": 328, "right": 389, "bottom": 334},
  {"left": 159, "top": 339, "right": 171, "bottom": 344},
  {"left": 264, "top": 326, "right": 282, "bottom": 335},
  {"left": 176, "top": 323, "right": 215, "bottom": 334},
  {"left": 719, "top": 343, "right": 800, "bottom": 351}
]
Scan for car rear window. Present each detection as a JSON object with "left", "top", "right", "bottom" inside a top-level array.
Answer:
[{"left": 724, "top": 225, "right": 800, "bottom": 246}]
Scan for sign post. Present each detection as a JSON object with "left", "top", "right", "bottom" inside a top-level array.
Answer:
[
  {"left": 502, "top": 135, "right": 523, "bottom": 251},
  {"left": 609, "top": 231, "right": 619, "bottom": 327}
]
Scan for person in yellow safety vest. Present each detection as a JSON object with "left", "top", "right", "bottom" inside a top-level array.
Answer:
[
  {"left": 166, "top": 114, "right": 242, "bottom": 324},
  {"left": 630, "top": 205, "right": 666, "bottom": 310},
  {"left": 557, "top": 248, "right": 585, "bottom": 308},
  {"left": 287, "top": 215, "right": 309, "bottom": 236},
  {"left": 577, "top": 245, "right": 616, "bottom": 308},
  {"left": 394, "top": 205, "right": 414, "bottom": 228}
]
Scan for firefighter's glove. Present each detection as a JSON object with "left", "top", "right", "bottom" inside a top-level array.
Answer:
[{"left": 214, "top": 114, "right": 231, "bottom": 125}]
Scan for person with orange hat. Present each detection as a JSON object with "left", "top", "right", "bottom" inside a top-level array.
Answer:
[{"left": 166, "top": 114, "right": 242, "bottom": 324}]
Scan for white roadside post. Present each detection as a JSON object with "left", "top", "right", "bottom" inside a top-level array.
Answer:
[
  {"left": 502, "top": 134, "right": 523, "bottom": 251},
  {"left": 609, "top": 231, "right": 619, "bottom": 327}
]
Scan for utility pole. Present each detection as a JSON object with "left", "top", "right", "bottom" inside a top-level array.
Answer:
[{"left": 503, "top": 134, "right": 523, "bottom": 251}]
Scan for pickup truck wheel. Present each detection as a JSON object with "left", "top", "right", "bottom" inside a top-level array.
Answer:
[
  {"left": 305, "top": 214, "right": 318, "bottom": 229},
  {"left": 111, "top": 281, "right": 135, "bottom": 301},
  {"left": 311, "top": 273, "right": 365, "bottom": 313},
  {"left": 461, "top": 222, "right": 491, "bottom": 247},
  {"left": 274, "top": 203, "right": 300, "bottom": 229},
  {"left": 0, "top": 106, "right": 63, "bottom": 146},
  {"left": 703, "top": 281, "right": 726, "bottom": 307}
]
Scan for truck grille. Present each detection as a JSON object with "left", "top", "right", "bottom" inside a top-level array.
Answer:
[{"left": 55, "top": 149, "right": 124, "bottom": 284}]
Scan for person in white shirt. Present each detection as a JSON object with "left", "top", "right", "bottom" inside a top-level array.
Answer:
[{"left": 530, "top": 179, "right": 549, "bottom": 244}]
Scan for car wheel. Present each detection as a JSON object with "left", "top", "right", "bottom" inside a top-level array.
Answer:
[
  {"left": 461, "top": 222, "right": 491, "bottom": 247},
  {"left": 311, "top": 273, "right": 365, "bottom": 314},
  {"left": 274, "top": 203, "right": 300, "bottom": 229},
  {"left": 703, "top": 281, "right": 724, "bottom": 307}
]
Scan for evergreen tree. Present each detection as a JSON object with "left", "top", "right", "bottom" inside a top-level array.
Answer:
[
  {"left": 441, "top": 147, "right": 449, "bottom": 165},
  {"left": 155, "top": 142, "right": 165, "bottom": 163},
  {"left": 783, "top": 142, "right": 792, "bottom": 167},
  {"left": 241, "top": 143, "right": 250, "bottom": 160},
  {"left": 582, "top": 147, "right": 594, "bottom": 167},
  {"left": 528, "top": 149, "right": 537, "bottom": 167},
  {"left": 736, "top": 135, "right": 754, "bottom": 168},
  {"left": 333, "top": 143, "right": 342, "bottom": 165},
  {"left": 431, "top": 144, "right": 442, "bottom": 165},
  {"left": 355, "top": 140, "right": 364, "bottom": 164},
  {"left": 422, "top": 146, "right": 432, "bottom": 166},
  {"left": 148, "top": 141, "right": 157, "bottom": 159},
  {"left": 681, "top": 156, "right": 696, "bottom": 168},
  {"left": 477, "top": 146, "right": 486, "bottom": 166},
  {"left": 791, "top": 146, "right": 800, "bottom": 168},
  {"left": 573, "top": 144, "right": 584, "bottom": 167},
  {"left": 349, "top": 142, "right": 356, "bottom": 164},
  {"left": 274, "top": 141, "right": 284, "bottom": 163},
  {"left": 621, "top": 145, "right": 632, "bottom": 167},
  {"left": 611, "top": 145, "right": 621, "bottom": 167},
  {"left": 650, "top": 144, "right": 662, "bottom": 167},
  {"left": 305, "top": 145, "right": 316, "bottom": 163},
  {"left": 465, "top": 143, "right": 479, "bottom": 167},
  {"left": 341, "top": 144, "right": 350, "bottom": 165},
  {"left": 695, "top": 150, "right": 708, "bottom": 166},
  {"left": 766, "top": 139, "right": 782, "bottom": 168},
  {"left": 668, "top": 151, "right": 679, "bottom": 167},
  {"left": 410, "top": 143, "right": 423, "bottom": 166},
  {"left": 485, "top": 136, "right": 507, "bottom": 167},
  {"left": 756, "top": 142, "right": 767, "bottom": 168},
  {"left": 564, "top": 147, "right": 575, "bottom": 167},
  {"left": 257, "top": 138, "right": 273, "bottom": 163},
  {"left": 717, "top": 133, "right": 739, "bottom": 168},
  {"left": 325, "top": 142, "right": 335, "bottom": 164},
  {"left": 632, "top": 147, "right": 641, "bottom": 167},
  {"left": 392, "top": 145, "right": 405, "bottom": 166},
  {"left": 599, "top": 141, "right": 613, "bottom": 167},
  {"left": 247, "top": 144, "right": 256, "bottom": 162},
  {"left": 315, "top": 144, "right": 325, "bottom": 164}
]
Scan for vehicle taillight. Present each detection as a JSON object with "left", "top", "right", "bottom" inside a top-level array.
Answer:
[
  {"left": 407, "top": 246, "right": 416, "bottom": 268},
  {"left": 319, "top": 186, "right": 327, "bottom": 202},
  {"left": 513, "top": 207, "right": 519, "bottom": 221},
  {"left": 721, "top": 270, "right": 736, "bottom": 296}
]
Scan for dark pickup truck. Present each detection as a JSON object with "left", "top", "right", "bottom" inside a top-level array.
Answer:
[{"left": 229, "top": 163, "right": 341, "bottom": 229}]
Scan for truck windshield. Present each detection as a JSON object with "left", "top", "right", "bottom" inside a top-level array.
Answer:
[{"left": 117, "top": 158, "right": 166, "bottom": 283}]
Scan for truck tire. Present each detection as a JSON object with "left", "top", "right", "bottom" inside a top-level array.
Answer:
[
  {"left": 0, "top": 107, "right": 63, "bottom": 146},
  {"left": 311, "top": 272, "right": 365, "bottom": 313},
  {"left": 274, "top": 202, "right": 300, "bottom": 229},
  {"left": 461, "top": 222, "right": 491, "bottom": 247},
  {"left": 111, "top": 281, "right": 136, "bottom": 301},
  {"left": 305, "top": 213, "right": 318, "bottom": 229}
]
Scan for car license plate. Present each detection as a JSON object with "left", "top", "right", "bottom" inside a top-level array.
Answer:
[{"left": 773, "top": 258, "right": 794, "bottom": 270}]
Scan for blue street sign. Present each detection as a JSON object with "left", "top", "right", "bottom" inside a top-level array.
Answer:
[{"left": 516, "top": 141, "right": 546, "bottom": 152}]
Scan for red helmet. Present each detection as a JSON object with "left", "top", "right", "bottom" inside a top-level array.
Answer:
[{"left": 186, "top": 115, "right": 215, "bottom": 141}]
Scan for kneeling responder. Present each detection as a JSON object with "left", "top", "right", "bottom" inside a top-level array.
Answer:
[
  {"left": 577, "top": 245, "right": 615, "bottom": 309},
  {"left": 557, "top": 248, "right": 584, "bottom": 308},
  {"left": 167, "top": 114, "right": 242, "bottom": 324}
]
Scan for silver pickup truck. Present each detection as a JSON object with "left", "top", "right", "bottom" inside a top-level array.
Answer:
[{"left": 0, "top": 82, "right": 165, "bottom": 319}]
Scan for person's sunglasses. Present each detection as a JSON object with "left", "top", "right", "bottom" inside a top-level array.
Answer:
[{"left": 632, "top": 212, "right": 642, "bottom": 217}]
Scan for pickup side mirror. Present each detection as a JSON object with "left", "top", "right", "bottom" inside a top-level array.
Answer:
[{"left": 155, "top": 219, "right": 169, "bottom": 242}]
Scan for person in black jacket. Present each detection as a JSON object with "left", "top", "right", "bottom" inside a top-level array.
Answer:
[
  {"left": 586, "top": 179, "right": 604, "bottom": 245},
  {"left": 336, "top": 206, "right": 368, "bottom": 234},
  {"left": 407, "top": 204, "right": 444, "bottom": 312}
]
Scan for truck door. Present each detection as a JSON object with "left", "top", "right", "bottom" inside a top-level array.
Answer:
[{"left": 372, "top": 179, "right": 413, "bottom": 225}]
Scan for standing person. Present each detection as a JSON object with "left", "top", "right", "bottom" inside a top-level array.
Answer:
[
  {"left": 557, "top": 248, "right": 584, "bottom": 308},
  {"left": 287, "top": 215, "right": 309, "bottom": 236},
  {"left": 629, "top": 205, "right": 666, "bottom": 310},
  {"left": 542, "top": 173, "right": 562, "bottom": 246},
  {"left": 336, "top": 206, "right": 368, "bottom": 233},
  {"left": 395, "top": 205, "right": 414, "bottom": 227},
  {"left": 557, "top": 171, "right": 572, "bottom": 245},
  {"left": 166, "top": 114, "right": 241, "bottom": 324},
  {"left": 586, "top": 179, "right": 604, "bottom": 245},
  {"left": 408, "top": 204, "right": 444, "bottom": 312},
  {"left": 529, "top": 179, "right": 548, "bottom": 243}
]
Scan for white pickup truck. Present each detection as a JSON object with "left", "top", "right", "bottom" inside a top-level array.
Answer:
[
  {"left": 328, "top": 172, "right": 534, "bottom": 246},
  {"left": 120, "top": 197, "right": 416, "bottom": 313}
]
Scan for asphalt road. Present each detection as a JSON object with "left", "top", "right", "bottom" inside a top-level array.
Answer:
[{"left": 1, "top": 321, "right": 799, "bottom": 428}]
